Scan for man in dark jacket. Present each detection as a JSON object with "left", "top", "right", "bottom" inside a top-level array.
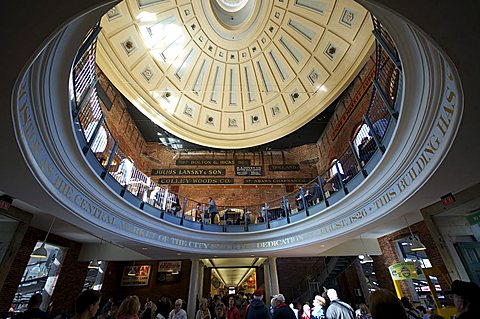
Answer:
[
  {"left": 272, "top": 294, "right": 296, "bottom": 319},
  {"left": 246, "top": 289, "right": 271, "bottom": 319}
]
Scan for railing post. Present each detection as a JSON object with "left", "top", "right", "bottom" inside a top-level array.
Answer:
[
  {"left": 83, "top": 116, "right": 104, "bottom": 154},
  {"left": 371, "top": 29, "right": 401, "bottom": 70},
  {"left": 74, "top": 24, "right": 102, "bottom": 66},
  {"left": 101, "top": 141, "right": 118, "bottom": 179},
  {"left": 201, "top": 204, "right": 205, "bottom": 230},
  {"left": 73, "top": 78, "right": 99, "bottom": 121},
  {"left": 317, "top": 176, "right": 329, "bottom": 207},
  {"left": 223, "top": 207, "right": 227, "bottom": 232},
  {"left": 350, "top": 141, "right": 368, "bottom": 178},
  {"left": 244, "top": 207, "right": 248, "bottom": 231},
  {"left": 372, "top": 80, "right": 399, "bottom": 119},
  {"left": 334, "top": 161, "right": 348, "bottom": 196},
  {"left": 180, "top": 197, "right": 187, "bottom": 225},
  {"left": 265, "top": 203, "right": 270, "bottom": 229},
  {"left": 283, "top": 195, "right": 290, "bottom": 223},
  {"left": 300, "top": 188, "right": 309, "bottom": 216},
  {"left": 364, "top": 114, "right": 386, "bottom": 153}
]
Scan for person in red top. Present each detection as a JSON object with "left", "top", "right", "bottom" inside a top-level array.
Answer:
[{"left": 227, "top": 296, "right": 240, "bottom": 319}]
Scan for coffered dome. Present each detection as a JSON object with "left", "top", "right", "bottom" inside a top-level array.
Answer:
[{"left": 97, "top": 0, "right": 374, "bottom": 148}]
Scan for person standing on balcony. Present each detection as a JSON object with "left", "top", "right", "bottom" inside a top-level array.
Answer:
[{"left": 208, "top": 197, "right": 219, "bottom": 224}]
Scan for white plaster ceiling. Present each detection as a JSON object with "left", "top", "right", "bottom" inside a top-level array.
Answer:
[{"left": 97, "top": 0, "right": 374, "bottom": 149}]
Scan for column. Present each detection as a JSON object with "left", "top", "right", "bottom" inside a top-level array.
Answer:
[
  {"left": 187, "top": 259, "right": 200, "bottom": 319},
  {"left": 268, "top": 257, "right": 280, "bottom": 296},
  {"left": 197, "top": 261, "right": 205, "bottom": 298},
  {"left": 263, "top": 261, "right": 271, "bottom": 303}
]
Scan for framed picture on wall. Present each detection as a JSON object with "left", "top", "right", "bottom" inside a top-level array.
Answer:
[{"left": 121, "top": 265, "right": 151, "bottom": 286}]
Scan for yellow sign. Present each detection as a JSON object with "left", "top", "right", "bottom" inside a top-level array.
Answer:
[{"left": 388, "top": 262, "right": 425, "bottom": 281}]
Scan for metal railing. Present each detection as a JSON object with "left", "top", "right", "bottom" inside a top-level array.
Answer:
[{"left": 70, "top": 17, "right": 402, "bottom": 232}]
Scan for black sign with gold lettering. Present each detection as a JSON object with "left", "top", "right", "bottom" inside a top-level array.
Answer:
[
  {"left": 176, "top": 159, "right": 236, "bottom": 165},
  {"left": 158, "top": 178, "right": 234, "bottom": 184},
  {"left": 235, "top": 166, "right": 264, "bottom": 176},
  {"left": 268, "top": 164, "right": 300, "bottom": 171},
  {"left": 151, "top": 168, "right": 225, "bottom": 175},
  {"left": 244, "top": 178, "right": 311, "bottom": 184},
  {"left": 235, "top": 159, "right": 251, "bottom": 165}
]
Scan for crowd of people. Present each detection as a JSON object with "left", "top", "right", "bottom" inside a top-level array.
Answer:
[{"left": 11, "top": 279, "right": 480, "bottom": 319}]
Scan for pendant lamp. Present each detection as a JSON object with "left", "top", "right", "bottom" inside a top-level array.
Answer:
[{"left": 31, "top": 217, "right": 56, "bottom": 258}]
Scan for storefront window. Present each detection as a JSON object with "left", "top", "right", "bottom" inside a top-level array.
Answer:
[
  {"left": 12, "top": 242, "right": 64, "bottom": 313},
  {"left": 395, "top": 236, "right": 451, "bottom": 308}
]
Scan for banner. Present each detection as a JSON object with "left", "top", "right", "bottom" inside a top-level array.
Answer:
[
  {"left": 388, "top": 262, "right": 425, "bottom": 281},
  {"left": 121, "top": 265, "right": 151, "bottom": 286}
]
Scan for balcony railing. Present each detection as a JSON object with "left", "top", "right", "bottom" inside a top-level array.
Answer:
[{"left": 71, "top": 17, "right": 402, "bottom": 232}]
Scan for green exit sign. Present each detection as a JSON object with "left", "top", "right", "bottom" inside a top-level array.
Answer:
[{"left": 466, "top": 210, "right": 480, "bottom": 225}]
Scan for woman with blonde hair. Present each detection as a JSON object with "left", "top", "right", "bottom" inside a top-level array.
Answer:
[
  {"left": 196, "top": 298, "right": 211, "bottom": 319},
  {"left": 369, "top": 290, "right": 407, "bottom": 319},
  {"left": 117, "top": 296, "right": 141, "bottom": 319}
]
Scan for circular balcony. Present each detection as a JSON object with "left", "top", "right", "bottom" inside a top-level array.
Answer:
[{"left": 10, "top": 0, "right": 463, "bottom": 256}]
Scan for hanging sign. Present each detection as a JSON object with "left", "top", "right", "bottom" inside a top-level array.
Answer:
[
  {"left": 121, "top": 265, "right": 151, "bottom": 286},
  {"left": 388, "top": 262, "right": 424, "bottom": 281}
]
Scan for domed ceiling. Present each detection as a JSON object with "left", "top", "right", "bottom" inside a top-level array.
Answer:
[{"left": 96, "top": 0, "right": 374, "bottom": 149}]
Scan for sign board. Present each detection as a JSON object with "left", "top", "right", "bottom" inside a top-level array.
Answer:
[
  {"left": 157, "top": 261, "right": 182, "bottom": 283},
  {"left": 388, "top": 262, "right": 425, "bottom": 281},
  {"left": 0, "top": 199, "right": 11, "bottom": 211},
  {"left": 236, "top": 166, "right": 264, "bottom": 176},
  {"left": 121, "top": 265, "right": 151, "bottom": 286},
  {"left": 268, "top": 164, "right": 300, "bottom": 171},
  {"left": 244, "top": 178, "right": 311, "bottom": 184},
  {"left": 151, "top": 168, "right": 225, "bottom": 175},
  {"left": 158, "top": 261, "right": 182, "bottom": 273},
  {"left": 176, "top": 159, "right": 234, "bottom": 165},
  {"left": 466, "top": 210, "right": 480, "bottom": 225},
  {"left": 158, "top": 178, "right": 234, "bottom": 184}
]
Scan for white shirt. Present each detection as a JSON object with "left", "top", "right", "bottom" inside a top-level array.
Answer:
[{"left": 169, "top": 309, "right": 187, "bottom": 319}]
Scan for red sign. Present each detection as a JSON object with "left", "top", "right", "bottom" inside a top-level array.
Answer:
[
  {"left": 441, "top": 193, "right": 455, "bottom": 206},
  {"left": 0, "top": 200, "right": 11, "bottom": 211}
]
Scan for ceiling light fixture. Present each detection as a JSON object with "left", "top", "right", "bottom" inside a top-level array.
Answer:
[
  {"left": 404, "top": 216, "right": 426, "bottom": 251},
  {"left": 128, "top": 261, "right": 136, "bottom": 276},
  {"left": 88, "top": 238, "right": 103, "bottom": 269},
  {"left": 31, "top": 217, "right": 56, "bottom": 258}
]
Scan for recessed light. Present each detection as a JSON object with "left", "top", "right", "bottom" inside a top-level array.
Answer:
[
  {"left": 142, "top": 247, "right": 148, "bottom": 250},
  {"left": 177, "top": 253, "right": 182, "bottom": 256}
]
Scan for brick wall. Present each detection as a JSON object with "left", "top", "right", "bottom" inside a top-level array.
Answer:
[
  {"left": 0, "top": 227, "right": 88, "bottom": 316},
  {"left": 96, "top": 56, "right": 376, "bottom": 207},
  {"left": 316, "top": 58, "right": 375, "bottom": 173},
  {"left": 374, "top": 220, "right": 449, "bottom": 300}
]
